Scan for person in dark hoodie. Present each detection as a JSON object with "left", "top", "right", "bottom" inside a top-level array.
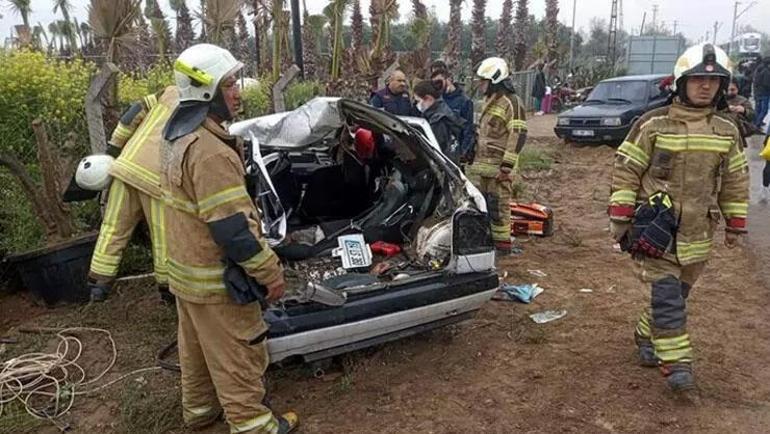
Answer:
[
  {"left": 532, "top": 63, "right": 547, "bottom": 114},
  {"left": 413, "top": 80, "right": 465, "bottom": 162},
  {"left": 431, "top": 69, "right": 476, "bottom": 163},
  {"left": 753, "top": 56, "right": 770, "bottom": 129}
]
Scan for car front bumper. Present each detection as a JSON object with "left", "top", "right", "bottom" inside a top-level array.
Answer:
[{"left": 554, "top": 125, "right": 631, "bottom": 143}]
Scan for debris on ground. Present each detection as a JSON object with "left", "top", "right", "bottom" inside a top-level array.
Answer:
[
  {"left": 528, "top": 269, "right": 548, "bottom": 278},
  {"left": 529, "top": 310, "right": 568, "bottom": 324},
  {"left": 493, "top": 283, "right": 544, "bottom": 303}
]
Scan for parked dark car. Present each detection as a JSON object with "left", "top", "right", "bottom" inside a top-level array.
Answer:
[{"left": 554, "top": 74, "right": 671, "bottom": 145}]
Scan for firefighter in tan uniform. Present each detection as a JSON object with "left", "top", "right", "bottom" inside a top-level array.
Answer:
[
  {"left": 160, "top": 44, "right": 297, "bottom": 433},
  {"left": 609, "top": 44, "right": 749, "bottom": 392},
  {"left": 467, "top": 57, "right": 528, "bottom": 254},
  {"left": 83, "top": 86, "right": 179, "bottom": 303}
]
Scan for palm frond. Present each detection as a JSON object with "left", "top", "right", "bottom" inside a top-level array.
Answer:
[{"left": 89, "top": 0, "right": 142, "bottom": 62}]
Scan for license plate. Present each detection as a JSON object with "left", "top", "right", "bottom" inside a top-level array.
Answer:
[{"left": 573, "top": 129, "right": 594, "bottom": 137}]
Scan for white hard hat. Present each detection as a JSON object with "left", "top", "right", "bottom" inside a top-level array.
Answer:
[
  {"left": 75, "top": 154, "right": 114, "bottom": 191},
  {"left": 173, "top": 44, "right": 244, "bottom": 103},
  {"left": 673, "top": 43, "right": 733, "bottom": 92},
  {"left": 476, "top": 57, "right": 510, "bottom": 84}
]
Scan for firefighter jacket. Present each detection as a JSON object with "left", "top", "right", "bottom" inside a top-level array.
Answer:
[
  {"left": 161, "top": 117, "right": 284, "bottom": 304},
  {"left": 610, "top": 101, "right": 749, "bottom": 266},
  {"left": 473, "top": 92, "right": 528, "bottom": 177},
  {"left": 109, "top": 86, "right": 179, "bottom": 200}
]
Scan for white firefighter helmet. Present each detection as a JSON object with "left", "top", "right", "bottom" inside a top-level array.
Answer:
[
  {"left": 173, "top": 44, "right": 244, "bottom": 103},
  {"left": 672, "top": 43, "right": 732, "bottom": 92},
  {"left": 476, "top": 57, "right": 510, "bottom": 84},
  {"left": 75, "top": 154, "right": 114, "bottom": 191}
]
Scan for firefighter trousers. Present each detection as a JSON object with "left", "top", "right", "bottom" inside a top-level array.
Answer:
[
  {"left": 89, "top": 178, "right": 167, "bottom": 285},
  {"left": 633, "top": 257, "right": 706, "bottom": 366},
  {"left": 465, "top": 170, "right": 513, "bottom": 245},
  {"left": 176, "top": 298, "right": 281, "bottom": 434}
]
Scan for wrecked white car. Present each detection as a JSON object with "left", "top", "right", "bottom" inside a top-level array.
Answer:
[{"left": 230, "top": 97, "right": 498, "bottom": 364}]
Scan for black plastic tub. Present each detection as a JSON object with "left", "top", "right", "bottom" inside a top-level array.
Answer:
[{"left": 8, "top": 233, "right": 98, "bottom": 306}]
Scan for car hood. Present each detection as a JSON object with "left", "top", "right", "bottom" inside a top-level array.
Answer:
[{"left": 561, "top": 102, "right": 639, "bottom": 118}]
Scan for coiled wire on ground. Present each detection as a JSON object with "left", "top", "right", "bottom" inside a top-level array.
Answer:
[{"left": 0, "top": 327, "right": 161, "bottom": 430}]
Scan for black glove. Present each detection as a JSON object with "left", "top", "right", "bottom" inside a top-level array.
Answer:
[
  {"left": 223, "top": 258, "right": 268, "bottom": 309},
  {"left": 89, "top": 281, "right": 112, "bottom": 302},
  {"left": 629, "top": 194, "right": 677, "bottom": 259}
]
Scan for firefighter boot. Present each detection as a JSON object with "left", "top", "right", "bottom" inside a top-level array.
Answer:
[
  {"left": 635, "top": 336, "right": 658, "bottom": 367},
  {"left": 662, "top": 363, "right": 695, "bottom": 392},
  {"left": 277, "top": 411, "right": 299, "bottom": 434}
]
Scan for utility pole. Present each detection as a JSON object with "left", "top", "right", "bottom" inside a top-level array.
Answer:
[
  {"left": 729, "top": 1, "right": 758, "bottom": 55},
  {"left": 712, "top": 21, "right": 722, "bottom": 45},
  {"left": 569, "top": 0, "right": 577, "bottom": 72},
  {"left": 652, "top": 4, "right": 659, "bottom": 32},
  {"left": 608, "top": 0, "right": 619, "bottom": 66},
  {"left": 640, "top": 12, "right": 647, "bottom": 36},
  {"left": 619, "top": 0, "right": 624, "bottom": 32},
  {"left": 673, "top": 20, "right": 678, "bottom": 35}
]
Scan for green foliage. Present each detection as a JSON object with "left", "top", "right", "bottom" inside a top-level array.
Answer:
[
  {"left": 118, "top": 62, "right": 174, "bottom": 106},
  {"left": 0, "top": 50, "right": 94, "bottom": 163},
  {"left": 519, "top": 148, "right": 554, "bottom": 171},
  {"left": 0, "top": 50, "right": 96, "bottom": 253},
  {"left": 285, "top": 80, "right": 325, "bottom": 110},
  {"left": 0, "top": 174, "right": 44, "bottom": 254},
  {"left": 240, "top": 77, "right": 273, "bottom": 119}
]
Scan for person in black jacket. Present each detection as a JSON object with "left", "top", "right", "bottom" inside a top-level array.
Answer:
[
  {"left": 753, "top": 57, "right": 770, "bottom": 128},
  {"left": 413, "top": 80, "right": 465, "bottom": 162},
  {"left": 431, "top": 69, "right": 476, "bottom": 163},
  {"left": 369, "top": 70, "right": 420, "bottom": 116},
  {"left": 532, "top": 63, "right": 547, "bottom": 114}
]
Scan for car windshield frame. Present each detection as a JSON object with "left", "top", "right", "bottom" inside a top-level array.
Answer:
[{"left": 586, "top": 80, "right": 650, "bottom": 104}]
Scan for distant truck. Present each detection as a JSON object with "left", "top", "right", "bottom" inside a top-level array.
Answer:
[{"left": 625, "top": 36, "right": 687, "bottom": 76}]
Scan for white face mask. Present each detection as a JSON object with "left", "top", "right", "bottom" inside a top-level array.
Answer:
[{"left": 415, "top": 97, "right": 426, "bottom": 113}]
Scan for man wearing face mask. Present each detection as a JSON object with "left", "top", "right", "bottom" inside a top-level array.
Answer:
[
  {"left": 432, "top": 69, "right": 475, "bottom": 163},
  {"left": 468, "top": 57, "right": 528, "bottom": 254},
  {"left": 161, "top": 44, "right": 298, "bottom": 433},
  {"left": 413, "top": 79, "right": 465, "bottom": 161},
  {"left": 609, "top": 44, "right": 748, "bottom": 393}
]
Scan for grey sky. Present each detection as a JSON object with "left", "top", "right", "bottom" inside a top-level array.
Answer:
[{"left": 2, "top": 0, "right": 768, "bottom": 47}]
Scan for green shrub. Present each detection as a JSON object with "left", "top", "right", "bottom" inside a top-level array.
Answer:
[
  {"left": 0, "top": 50, "right": 96, "bottom": 253},
  {"left": 240, "top": 78, "right": 272, "bottom": 118},
  {"left": 285, "top": 80, "right": 325, "bottom": 110},
  {"left": 118, "top": 62, "right": 175, "bottom": 106}
]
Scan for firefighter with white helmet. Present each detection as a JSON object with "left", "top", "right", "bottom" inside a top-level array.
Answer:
[
  {"left": 609, "top": 43, "right": 749, "bottom": 392},
  {"left": 468, "top": 57, "right": 528, "bottom": 254},
  {"left": 80, "top": 77, "right": 179, "bottom": 303},
  {"left": 160, "top": 44, "right": 298, "bottom": 433}
]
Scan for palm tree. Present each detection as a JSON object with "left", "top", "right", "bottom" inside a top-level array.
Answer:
[
  {"left": 324, "top": 0, "right": 350, "bottom": 81},
  {"left": 470, "top": 0, "right": 486, "bottom": 69},
  {"left": 204, "top": 0, "right": 240, "bottom": 47},
  {"left": 444, "top": 0, "right": 462, "bottom": 75},
  {"left": 48, "top": 21, "right": 61, "bottom": 51},
  {"left": 271, "top": 0, "right": 288, "bottom": 81},
  {"left": 350, "top": 0, "right": 364, "bottom": 51},
  {"left": 301, "top": 0, "right": 326, "bottom": 79},
  {"left": 369, "top": 0, "right": 398, "bottom": 71},
  {"left": 89, "top": 0, "right": 141, "bottom": 63},
  {"left": 170, "top": 0, "right": 195, "bottom": 51},
  {"left": 53, "top": 0, "right": 79, "bottom": 52},
  {"left": 7, "top": 0, "right": 32, "bottom": 29},
  {"left": 80, "top": 21, "right": 93, "bottom": 49},
  {"left": 235, "top": 8, "right": 250, "bottom": 64},
  {"left": 496, "top": 0, "right": 513, "bottom": 63},
  {"left": 410, "top": 0, "right": 431, "bottom": 77},
  {"left": 145, "top": 0, "right": 172, "bottom": 62},
  {"left": 513, "top": 0, "right": 529, "bottom": 70},
  {"left": 545, "top": 0, "right": 559, "bottom": 64}
]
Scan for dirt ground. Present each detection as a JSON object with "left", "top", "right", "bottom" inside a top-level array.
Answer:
[{"left": 3, "top": 114, "right": 770, "bottom": 433}]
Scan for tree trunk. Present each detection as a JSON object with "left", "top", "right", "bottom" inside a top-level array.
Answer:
[{"left": 32, "top": 119, "right": 75, "bottom": 241}]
